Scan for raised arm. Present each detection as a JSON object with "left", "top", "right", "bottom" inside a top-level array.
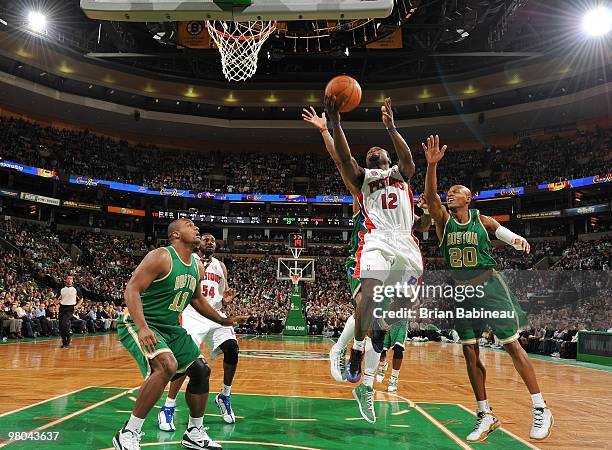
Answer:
[
  {"left": 381, "top": 97, "right": 415, "bottom": 180},
  {"left": 479, "top": 215, "right": 531, "bottom": 254},
  {"left": 303, "top": 107, "right": 360, "bottom": 196},
  {"left": 124, "top": 248, "right": 171, "bottom": 353},
  {"left": 422, "top": 134, "right": 449, "bottom": 242},
  {"left": 324, "top": 95, "right": 365, "bottom": 193}
]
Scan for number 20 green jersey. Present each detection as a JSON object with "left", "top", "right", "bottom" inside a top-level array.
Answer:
[{"left": 439, "top": 209, "right": 496, "bottom": 279}]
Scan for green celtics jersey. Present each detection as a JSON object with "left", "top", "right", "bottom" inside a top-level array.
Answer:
[
  {"left": 439, "top": 209, "right": 496, "bottom": 278},
  {"left": 136, "top": 246, "right": 200, "bottom": 328}
]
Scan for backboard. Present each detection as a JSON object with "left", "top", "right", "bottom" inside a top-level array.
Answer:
[
  {"left": 277, "top": 257, "right": 315, "bottom": 282},
  {"left": 80, "top": 0, "right": 395, "bottom": 21}
]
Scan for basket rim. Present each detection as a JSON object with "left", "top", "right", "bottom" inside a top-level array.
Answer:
[{"left": 205, "top": 20, "right": 278, "bottom": 41}]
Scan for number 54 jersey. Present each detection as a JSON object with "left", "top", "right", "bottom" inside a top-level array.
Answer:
[{"left": 354, "top": 165, "right": 424, "bottom": 283}]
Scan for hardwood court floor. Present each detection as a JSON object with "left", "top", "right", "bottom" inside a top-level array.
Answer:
[{"left": 0, "top": 333, "right": 611, "bottom": 449}]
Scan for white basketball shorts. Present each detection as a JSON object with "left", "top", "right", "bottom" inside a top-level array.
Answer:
[
  {"left": 180, "top": 306, "right": 236, "bottom": 360},
  {"left": 355, "top": 230, "right": 424, "bottom": 283}
]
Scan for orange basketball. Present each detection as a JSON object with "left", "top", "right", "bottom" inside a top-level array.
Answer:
[{"left": 325, "top": 75, "right": 362, "bottom": 113}]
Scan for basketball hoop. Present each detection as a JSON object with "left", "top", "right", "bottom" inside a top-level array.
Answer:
[
  {"left": 206, "top": 20, "right": 277, "bottom": 82},
  {"left": 289, "top": 268, "right": 302, "bottom": 286}
]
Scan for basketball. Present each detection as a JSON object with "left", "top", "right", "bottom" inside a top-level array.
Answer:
[{"left": 325, "top": 75, "right": 362, "bottom": 113}]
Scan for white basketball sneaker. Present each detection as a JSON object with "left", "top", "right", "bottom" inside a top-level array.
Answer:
[
  {"left": 112, "top": 424, "right": 142, "bottom": 450},
  {"left": 466, "top": 411, "right": 500, "bottom": 442},
  {"left": 530, "top": 406, "right": 553, "bottom": 440},
  {"left": 329, "top": 345, "right": 346, "bottom": 382},
  {"left": 387, "top": 376, "right": 398, "bottom": 393},
  {"left": 182, "top": 426, "right": 222, "bottom": 449}
]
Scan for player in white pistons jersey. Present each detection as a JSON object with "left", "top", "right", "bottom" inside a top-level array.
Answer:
[
  {"left": 158, "top": 233, "right": 241, "bottom": 431},
  {"left": 324, "top": 95, "right": 424, "bottom": 394},
  {"left": 354, "top": 164, "right": 423, "bottom": 283}
]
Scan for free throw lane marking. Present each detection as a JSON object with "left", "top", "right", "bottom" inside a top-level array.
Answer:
[{"left": 0, "top": 386, "right": 94, "bottom": 418}]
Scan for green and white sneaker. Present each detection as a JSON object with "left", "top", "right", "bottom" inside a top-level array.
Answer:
[
  {"left": 387, "top": 376, "right": 398, "bottom": 393},
  {"left": 376, "top": 361, "right": 388, "bottom": 383},
  {"left": 352, "top": 384, "right": 376, "bottom": 424}
]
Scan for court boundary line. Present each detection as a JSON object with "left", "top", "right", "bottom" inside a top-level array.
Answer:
[
  {"left": 455, "top": 403, "right": 540, "bottom": 450},
  {"left": 0, "top": 385, "right": 94, "bottom": 418},
  {"left": 388, "top": 392, "right": 472, "bottom": 450},
  {"left": 0, "top": 386, "right": 137, "bottom": 448}
]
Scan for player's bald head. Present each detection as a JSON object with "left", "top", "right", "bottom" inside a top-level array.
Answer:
[
  {"left": 167, "top": 218, "right": 192, "bottom": 240},
  {"left": 446, "top": 185, "right": 472, "bottom": 210},
  {"left": 366, "top": 146, "right": 391, "bottom": 169},
  {"left": 450, "top": 185, "right": 471, "bottom": 197}
]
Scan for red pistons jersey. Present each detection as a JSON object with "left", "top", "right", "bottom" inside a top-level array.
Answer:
[{"left": 358, "top": 165, "right": 416, "bottom": 232}]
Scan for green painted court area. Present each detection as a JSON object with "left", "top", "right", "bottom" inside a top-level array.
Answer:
[{"left": 0, "top": 387, "right": 532, "bottom": 450}]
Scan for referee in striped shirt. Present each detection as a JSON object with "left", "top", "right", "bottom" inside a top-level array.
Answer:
[{"left": 56, "top": 276, "right": 83, "bottom": 348}]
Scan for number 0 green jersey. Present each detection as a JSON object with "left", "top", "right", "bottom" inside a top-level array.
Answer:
[
  {"left": 439, "top": 209, "right": 496, "bottom": 279},
  {"left": 131, "top": 245, "right": 200, "bottom": 329}
]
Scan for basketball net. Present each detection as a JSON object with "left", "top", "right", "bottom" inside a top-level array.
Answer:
[
  {"left": 290, "top": 270, "right": 302, "bottom": 286},
  {"left": 206, "top": 20, "right": 277, "bottom": 82}
]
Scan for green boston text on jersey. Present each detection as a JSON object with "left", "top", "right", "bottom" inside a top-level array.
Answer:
[
  {"left": 439, "top": 209, "right": 496, "bottom": 276},
  {"left": 136, "top": 246, "right": 200, "bottom": 329}
]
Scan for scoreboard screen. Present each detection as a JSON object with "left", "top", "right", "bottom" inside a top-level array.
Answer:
[
  {"left": 289, "top": 232, "right": 306, "bottom": 249},
  {"left": 152, "top": 211, "right": 260, "bottom": 224},
  {"left": 154, "top": 211, "right": 352, "bottom": 227}
]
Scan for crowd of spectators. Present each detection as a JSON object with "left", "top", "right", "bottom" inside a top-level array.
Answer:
[
  {"left": 0, "top": 246, "right": 123, "bottom": 339},
  {"left": 1, "top": 116, "right": 610, "bottom": 195},
  {"left": 0, "top": 214, "right": 609, "bottom": 360},
  {"left": 554, "top": 238, "right": 611, "bottom": 270}
]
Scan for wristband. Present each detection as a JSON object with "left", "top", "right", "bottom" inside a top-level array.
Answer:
[
  {"left": 387, "top": 127, "right": 397, "bottom": 133},
  {"left": 319, "top": 127, "right": 328, "bottom": 133},
  {"left": 421, "top": 207, "right": 429, "bottom": 215},
  {"left": 331, "top": 121, "right": 342, "bottom": 129}
]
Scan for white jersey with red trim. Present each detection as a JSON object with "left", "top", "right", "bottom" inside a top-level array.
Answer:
[
  {"left": 358, "top": 165, "right": 415, "bottom": 232},
  {"left": 190, "top": 254, "right": 226, "bottom": 312}
]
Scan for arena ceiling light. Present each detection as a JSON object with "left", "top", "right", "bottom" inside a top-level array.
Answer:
[
  {"left": 582, "top": 6, "right": 612, "bottom": 37},
  {"left": 27, "top": 11, "right": 47, "bottom": 33}
]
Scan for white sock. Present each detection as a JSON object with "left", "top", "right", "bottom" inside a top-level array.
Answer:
[
  {"left": 531, "top": 393, "right": 546, "bottom": 408},
  {"left": 222, "top": 384, "right": 231, "bottom": 396},
  {"left": 391, "top": 369, "right": 400, "bottom": 379},
  {"left": 126, "top": 414, "right": 145, "bottom": 433},
  {"left": 362, "top": 339, "right": 380, "bottom": 388},
  {"left": 188, "top": 416, "right": 203, "bottom": 429},
  {"left": 164, "top": 397, "right": 176, "bottom": 408},
  {"left": 334, "top": 315, "right": 355, "bottom": 351},
  {"left": 477, "top": 400, "right": 491, "bottom": 413},
  {"left": 353, "top": 339, "right": 365, "bottom": 351}
]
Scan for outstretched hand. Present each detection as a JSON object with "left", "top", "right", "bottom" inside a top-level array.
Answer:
[
  {"left": 324, "top": 95, "right": 343, "bottom": 123},
  {"left": 512, "top": 237, "right": 531, "bottom": 254},
  {"left": 222, "top": 287, "right": 236, "bottom": 304},
  {"left": 302, "top": 106, "right": 327, "bottom": 130},
  {"left": 381, "top": 97, "right": 394, "bottom": 128},
  {"left": 422, "top": 134, "right": 447, "bottom": 164}
]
